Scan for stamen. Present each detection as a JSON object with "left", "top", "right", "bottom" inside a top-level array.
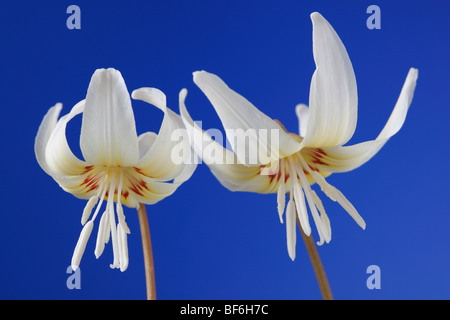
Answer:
[
  {"left": 72, "top": 174, "right": 110, "bottom": 269},
  {"left": 117, "top": 223, "right": 129, "bottom": 272},
  {"left": 116, "top": 170, "right": 124, "bottom": 205},
  {"left": 294, "top": 155, "right": 331, "bottom": 244},
  {"left": 71, "top": 220, "right": 94, "bottom": 271},
  {"left": 276, "top": 163, "right": 286, "bottom": 223},
  {"left": 107, "top": 173, "right": 120, "bottom": 269},
  {"left": 91, "top": 173, "right": 110, "bottom": 222},
  {"left": 81, "top": 196, "right": 98, "bottom": 226},
  {"left": 286, "top": 199, "right": 296, "bottom": 261},
  {"left": 287, "top": 157, "right": 311, "bottom": 236},
  {"left": 117, "top": 203, "right": 130, "bottom": 234},
  {"left": 311, "top": 190, "right": 331, "bottom": 246},
  {"left": 94, "top": 210, "right": 109, "bottom": 258},
  {"left": 299, "top": 155, "right": 366, "bottom": 230}
]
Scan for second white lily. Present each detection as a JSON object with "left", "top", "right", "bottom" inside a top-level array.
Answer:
[{"left": 180, "top": 12, "right": 418, "bottom": 260}]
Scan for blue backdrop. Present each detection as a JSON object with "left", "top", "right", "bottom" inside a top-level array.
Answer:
[{"left": 1, "top": 0, "right": 449, "bottom": 299}]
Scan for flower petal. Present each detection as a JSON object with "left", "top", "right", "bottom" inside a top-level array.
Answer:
[
  {"left": 80, "top": 68, "right": 139, "bottom": 167},
  {"left": 43, "top": 101, "right": 107, "bottom": 200},
  {"left": 35, "top": 103, "right": 63, "bottom": 176},
  {"left": 311, "top": 68, "right": 418, "bottom": 173},
  {"left": 295, "top": 103, "right": 309, "bottom": 138},
  {"left": 132, "top": 87, "right": 197, "bottom": 183},
  {"left": 138, "top": 132, "right": 157, "bottom": 160},
  {"left": 301, "top": 12, "right": 358, "bottom": 148},
  {"left": 45, "top": 100, "right": 88, "bottom": 179},
  {"left": 127, "top": 173, "right": 184, "bottom": 205},
  {"left": 180, "top": 88, "right": 278, "bottom": 193},
  {"left": 193, "top": 71, "right": 302, "bottom": 165}
]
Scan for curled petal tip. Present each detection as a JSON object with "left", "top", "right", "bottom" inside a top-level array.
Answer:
[
  {"left": 193, "top": 70, "right": 210, "bottom": 84},
  {"left": 310, "top": 12, "right": 323, "bottom": 20},
  {"left": 179, "top": 88, "right": 188, "bottom": 99}
]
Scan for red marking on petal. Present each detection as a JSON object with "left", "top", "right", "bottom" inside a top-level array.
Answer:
[
  {"left": 81, "top": 165, "right": 94, "bottom": 175},
  {"left": 269, "top": 174, "right": 276, "bottom": 184},
  {"left": 139, "top": 179, "right": 149, "bottom": 191},
  {"left": 284, "top": 173, "right": 290, "bottom": 183},
  {"left": 130, "top": 185, "right": 144, "bottom": 196},
  {"left": 315, "top": 148, "right": 327, "bottom": 156},
  {"left": 312, "top": 158, "right": 328, "bottom": 166},
  {"left": 86, "top": 182, "right": 99, "bottom": 193},
  {"left": 133, "top": 167, "right": 153, "bottom": 178}
]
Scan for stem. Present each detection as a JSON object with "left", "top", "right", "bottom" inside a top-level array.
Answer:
[
  {"left": 298, "top": 218, "right": 333, "bottom": 300},
  {"left": 137, "top": 203, "right": 156, "bottom": 300}
]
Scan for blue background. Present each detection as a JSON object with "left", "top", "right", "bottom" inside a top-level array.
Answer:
[{"left": 1, "top": 0, "right": 449, "bottom": 300}]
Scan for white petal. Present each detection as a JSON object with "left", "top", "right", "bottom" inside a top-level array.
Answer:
[
  {"left": 193, "top": 71, "right": 302, "bottom": 165},
  {"left": 43, "top": 101, "right": 109, "bottom": 201},
  {"left": 45, "top": 100, "right": 88, "bottom": 180},
  {"left": 128, "top": 173, "right": 184, "bottom": 205},
  {"left": 132, "top": 87, "right": 197, "bottom": 183},
  {"left": 80, "top": 68, "right": 139, "bottom": 167},
  {"left": 138, "top": 132, "right": 157, "bottom": 160},
  {"left": 376, "top": 68, "right": 418, "bottom": 140},
  {"left": 180, "top": 89, "right": 278, "bottom": 193},
  {"left": 311, "top": 68, "right": 418, "bottom": 173},
  {"left": 286, "top": 199, "right": 297, "bottom": 261},
  {"left": 302, "top": 12, "right": 358, "bottom": 148},
  {"left": 295, "top": 103, "right": 309, "bottom": 138},
  {"left": 34, "top": 103, "right": 63, "bottom": 177}
]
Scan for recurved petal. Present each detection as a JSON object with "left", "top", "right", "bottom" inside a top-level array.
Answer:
[
  {"left": 138, "top": 132, "right": 157, "bottom": 160},
  {"left": 302, "top": 12, "right": 358, "bottom": 149},
  {"left": 295, "top": 104, "right": 309, "bottom": 138},
  {"left": 127, "top": 173, "right": 184, "bottom": 206},
  {"left": 45, "top": 100, "right": 88, "bottom": 178},
  {"left": 193, "top": 71, "right": 302, "bottom": 166},
  {"left": 180, "top": 88, "right": 278, "bottom": 193},
  {"left": 80, "top": 68, "right": 139, "bottom": 167},
  {"left": 132, "top": 87, "right": 196, "bottom": 183},
  {"left": 35, "top": 103, "right": 63, "bottom": 176},
  {"left": 43, "top": 100, "right": 100, "bottom": 200},
  {"left": 311, "top": 68, "right": 418, "bottom": 173}
]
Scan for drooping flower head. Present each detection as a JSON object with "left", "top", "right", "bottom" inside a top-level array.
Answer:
[
  {"left": 179, "top": 12, "right": 418, "bottom": 260},
  {"left": 35, "top": 68, "right": 196, "bottom": 271}
]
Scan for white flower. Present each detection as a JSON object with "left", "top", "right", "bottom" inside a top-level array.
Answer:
[
  {"left": 35, "top": 68, "right": 196, "bottom": 271},
  {"left": 179, "top": 12, "right": 418, "bottom": 260}
]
